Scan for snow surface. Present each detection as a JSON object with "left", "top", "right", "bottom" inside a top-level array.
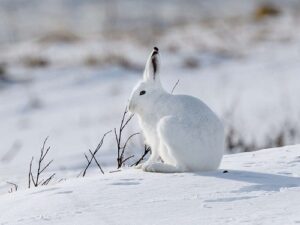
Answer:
[{"left": 1, "top": 145, "right": 300, "bottom": 225}]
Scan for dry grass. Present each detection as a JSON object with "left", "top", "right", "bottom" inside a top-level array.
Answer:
[
  {"left": 38, "top": 30, "right": 80, "bottom": 44},
  {"left": 22, "top": 56, "right": 49, "bottom": 68},
  {"left": 224, "top": 119, "right": 300, "bottom": 153},
  {"left": 182, "top": 57, "right": 200, "bottom": 69},
  {"left": 84, "top": 53, "right": 142, "bottom": 71},
  {"left": 254, "top": 4, "right": 281, "bottom": 21}
]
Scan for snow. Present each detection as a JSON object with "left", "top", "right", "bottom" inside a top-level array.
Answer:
[{"left": 1, "top": 145, "right": 300, "bottom": 225}]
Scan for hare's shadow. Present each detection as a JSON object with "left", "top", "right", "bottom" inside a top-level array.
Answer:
[{"left": 195, "top": 170, "right": 300, "bottom": 193}]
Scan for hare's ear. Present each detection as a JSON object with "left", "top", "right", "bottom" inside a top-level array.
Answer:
[{"left": 143, "top": 47, "right": 160, "bottom": 82}]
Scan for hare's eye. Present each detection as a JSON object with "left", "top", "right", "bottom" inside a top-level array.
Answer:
[{"left": 139, "top": 90, "right": 146, "bottom": 95}]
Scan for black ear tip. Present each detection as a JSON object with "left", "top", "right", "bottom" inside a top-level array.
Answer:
[{"left": 152, "top": 47, "right": 159, "bottom": 57}]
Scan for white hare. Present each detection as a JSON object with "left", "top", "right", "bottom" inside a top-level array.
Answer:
[{"left": 128, "top": 47, "right": 224, "bottom": 173}]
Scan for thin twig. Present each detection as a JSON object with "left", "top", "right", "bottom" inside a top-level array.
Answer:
[
  {"left": 82, "top": 153, "right": 93, "bottom": 177},
  {"left": 28, "top": 157, "right": 33, "bottom": 188},
  {"left": 89, "top": 149, "right": 104, "bottom": 174},
  {"left": 42, "top": 173, "right": 56, "bottom": 185},
  {"left": 121, "top": 114, "right": 134, "bottom": 130},
  {"left": 171, "top": 79, "right": 180, "bottom": 94},
  {"left": 39, "top": 159, "right": 54, "bottom": 174},
  {"left": 122, "top": 155, "right": 135, "bottom": 164},
  {"left": 120, "top": 132, "right": 140, "bottom": 162},
  {"left": 114, "top": 106, "right": 140, "bottom": 168},
  {"left": 58, "top": 178, "right": 66, "bottom": 183},
  {"left": 30, "top": 171, "right": 36, "bottom": 186},
  {"left": 41, "top": 147, "right": 50, "bottom": 162},
  {"left": 109, "top": 169, "right": 121, "bottom": 173},
  {"left": 114, "top": 128, "right": 120, "bottom": 166},
  {"left": 131, "top": 145, "right": 151, "bottom": 166},
  {"left": 82, "top": 130, "right": 111, "bottom": 177},
  {"left": 28, "top": 137, "right": 54, "bottom": 188},
  {"left": 7, "top": 182, "right": 18, "bottom": 193}
]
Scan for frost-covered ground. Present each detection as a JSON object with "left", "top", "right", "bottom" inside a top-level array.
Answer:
[{"left": 1, "top": 145, "right": 300, "bottom": 225}]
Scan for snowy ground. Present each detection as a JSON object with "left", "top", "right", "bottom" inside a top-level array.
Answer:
[{"left": 1, "top": 145, "right": 300, "bottom": 225}]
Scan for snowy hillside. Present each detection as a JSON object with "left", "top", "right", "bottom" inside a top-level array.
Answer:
[{"left": 1, "top": 145, "right": 300, "bottom": 225}]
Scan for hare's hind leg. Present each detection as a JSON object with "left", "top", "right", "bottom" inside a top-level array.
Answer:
[
  {"left": 142, "top": 138, "right": 183, "bottom": 172},
  {"left": 143, "top": 116, "right": 187, "bottom": 173}
]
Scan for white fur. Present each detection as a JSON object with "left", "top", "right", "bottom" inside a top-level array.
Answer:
[{"left": 128, "top": 47, "right": 224, "bottom": 173}]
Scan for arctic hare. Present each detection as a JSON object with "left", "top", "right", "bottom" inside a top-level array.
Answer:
[{"left": 128, "top": 47, "right": 224, "bottom": 173}]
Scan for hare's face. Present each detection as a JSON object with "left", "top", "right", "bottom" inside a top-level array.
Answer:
[{"left": 128, "top": 81, "right": 154, "bottom": 113}]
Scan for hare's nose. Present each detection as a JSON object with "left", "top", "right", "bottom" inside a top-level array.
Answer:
[{"left": 128, "top": 101, "right": 136, "bottom": 113}]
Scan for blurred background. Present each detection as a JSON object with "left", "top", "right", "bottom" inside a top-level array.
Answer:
[{"left": 1, "top": 0, "right": 300, "bottom": 189}]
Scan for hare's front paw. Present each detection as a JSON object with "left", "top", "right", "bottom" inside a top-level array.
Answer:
[
  {"left": 143, "top": 162, "right": 182, "bottom": 173},
  {"left": 141, "top": 162, "right": 152, "bottom": 171},
  {"left": 142, "top": 163, "right": 159, "bottom": 172},
  {"left": 134, "top": 163, "right": 143, "bottom": 169}
]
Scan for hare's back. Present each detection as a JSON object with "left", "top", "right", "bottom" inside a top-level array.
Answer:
[{"left": 170, "top": 95, "right": 221, "bottom": 126}]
